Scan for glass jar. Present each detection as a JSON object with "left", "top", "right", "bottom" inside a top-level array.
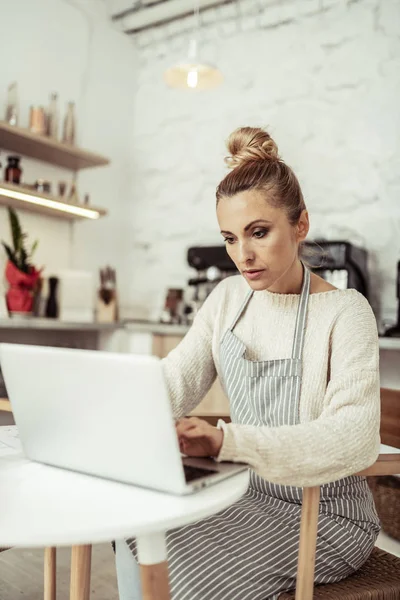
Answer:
[
  {"left": 5, "top": 156, "right": 22, "bottom": 184},
  {"left": 34, "top": 179, "right": 51, "bottom": 194},
  {"left": 62, "top": 101, "right": 76, "bottom": 144}
]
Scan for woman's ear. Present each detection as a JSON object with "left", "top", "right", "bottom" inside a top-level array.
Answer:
[{"left": 297, "top": 210, "right": 309, "bottom": 242}]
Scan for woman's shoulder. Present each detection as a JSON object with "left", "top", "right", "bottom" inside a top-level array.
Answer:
[
  {"left": 325, "top": 289, "right": 378, "bottom": 344},
  {"left": 216, "top": 273, "right": 248, "bottom": 294},
  {"left": 197, "top": 275, "right": 249, "bottom": 324},
  {"left": 310, "top": 286, "right": 375, "bottom": 324},
  {"left": 211, "top": 274, "right": 250, "bottom": 308}
]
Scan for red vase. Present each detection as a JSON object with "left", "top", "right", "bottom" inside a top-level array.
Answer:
[{"left": 5, "top": 260, "right": 41, "bottom": 314}]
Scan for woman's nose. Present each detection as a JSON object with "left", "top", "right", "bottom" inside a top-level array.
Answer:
[{"left": 237, "top": 241, "right": 255, "bottom": 263}]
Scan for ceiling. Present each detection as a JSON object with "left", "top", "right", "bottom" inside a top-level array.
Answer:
[{"left": 106, "top": 0, "right": 238, "bottom": 34}]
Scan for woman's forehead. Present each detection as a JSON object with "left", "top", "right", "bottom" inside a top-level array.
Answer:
[{"left": 217, "top": 191, "right": 283, "bottom": 225}]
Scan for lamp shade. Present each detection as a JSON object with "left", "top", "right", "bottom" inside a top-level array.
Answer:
[{"left": 164, "top": 39, "right": 223, "bottom": 90}]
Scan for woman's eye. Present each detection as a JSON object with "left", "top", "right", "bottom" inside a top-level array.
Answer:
[
  {"left": 223, "top": 237, "right": 235, "bottom": 244},
  {"left": 253, "top": 229, "right": 268, "bottom": 239}
]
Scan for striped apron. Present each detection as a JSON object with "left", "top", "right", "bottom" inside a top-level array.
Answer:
[{"left": 128, "top": 263, "right": 380, "bottom": 600}]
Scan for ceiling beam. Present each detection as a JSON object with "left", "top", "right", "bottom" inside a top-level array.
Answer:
[{"left": 112, "top": 0, "right": 235, "bottom": 34}]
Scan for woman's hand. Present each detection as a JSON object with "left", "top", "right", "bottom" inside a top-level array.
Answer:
[{"left": 176, "top": 417, "right": 224, "bottom": 458}]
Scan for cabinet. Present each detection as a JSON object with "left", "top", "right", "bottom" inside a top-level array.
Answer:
[{"left": 152, "top": 334, "right": 230, "bottom": 422}]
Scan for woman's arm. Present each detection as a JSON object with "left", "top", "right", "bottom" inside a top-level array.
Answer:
[{"left": 215, "top": 295, "right": 381, "bottom": 487}]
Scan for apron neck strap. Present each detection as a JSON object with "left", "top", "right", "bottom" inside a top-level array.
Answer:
[
  {"left": 229, "top": 289, "right": 254, "bottom": 331},
  {"left": 291, "top": 262, "right": 311, "bottom": 360}
]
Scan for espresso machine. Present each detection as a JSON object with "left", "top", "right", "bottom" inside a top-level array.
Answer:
[
  {"left": 302, "top": 240, "right": 369, "bottom": 299},
  {"left": 183, "top": 246, "right": 238, "bottom": 323},
  {"left": 182, "top": 241, "right": 370, "bottom": 324}
]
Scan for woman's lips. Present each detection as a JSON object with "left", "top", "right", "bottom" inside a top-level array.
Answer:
[{"left": 243, "top": 270, "right": 265, "bottom": 281}]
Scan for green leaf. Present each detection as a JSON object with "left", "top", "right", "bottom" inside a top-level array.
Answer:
[
  {"left": 8, "top": 207, "right": 23, "bottom": 254},
  {"left": 2, "top": 208, "right": 38, "bottom": 273},
  {"left": 19, "top": 247, "right": 29, "bottom": 273},
  {"left": 30, "top": 240, "right": 38, "bottom": 257},
  {"left": 1, "top": 242, "right": 17, "bottom": 267}
]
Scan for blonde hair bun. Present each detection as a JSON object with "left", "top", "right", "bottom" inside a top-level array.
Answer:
[{"left": 225, "top": 126, "right": 280, "bottom": 170}]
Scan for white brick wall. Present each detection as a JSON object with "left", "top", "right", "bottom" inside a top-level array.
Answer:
[{"left": 126, "top": 0, "right": 400, "bottom": 328}]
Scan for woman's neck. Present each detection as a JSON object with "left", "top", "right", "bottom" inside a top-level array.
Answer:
[{"left": 268, "top": 259, "right": 304, "bottom": 295}]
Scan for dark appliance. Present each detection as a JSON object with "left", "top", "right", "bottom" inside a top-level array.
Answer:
[
  {"left": 183, "top": 246, "right": 237, "bottom": 323},
  {"left": 187, "top": 246, "right": 237, "bottom": 273},
  {"left": 384, "top": 260, "right": 400, "bottom": 337},
  {"left": 303, "top": 240, "right": 369, "bottom": 299}
]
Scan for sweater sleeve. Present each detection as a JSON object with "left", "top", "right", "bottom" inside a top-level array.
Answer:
[
  {"left": 161, "top": 282, "right": 224, "bottom": 419},
  {"left": 216, "top": 294, "right": 381, "bottom": 487}
]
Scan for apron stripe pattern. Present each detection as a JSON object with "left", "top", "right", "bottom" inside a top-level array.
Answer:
[{"left": 127, "top": 262, "right": 379, "bottom": 600}]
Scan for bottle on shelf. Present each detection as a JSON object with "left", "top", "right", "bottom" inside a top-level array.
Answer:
[
  {"left": 29, "top": 106, "right": 46, "bottom": 135},
  {"left": 5, "top": 82, "right": 19, "bottom": 127},
  {"left": 4, "top": 156, "right": 22, "bottom": 184},
  {"left": 45, "top": 277, "right": 59, "bottom": 319},
  {"left": 46, "top": 92, "right": 59, "bottom": 139},
  {"left": 62, "top": 101, "right": 76, "bottom": 144}
]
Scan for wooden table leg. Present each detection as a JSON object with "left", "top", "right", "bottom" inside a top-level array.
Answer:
[
  {"left": 70, "top": 545, "right": 92, "bottom": 600},
  {"left": 44, "top": 547, "right": 56, "bottom": 600},
  {"left": 137, "top": 533, "right": 171, "bottom": 600}
]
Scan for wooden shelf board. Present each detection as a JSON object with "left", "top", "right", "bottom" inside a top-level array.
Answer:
[
  {"left": 0, "top": 399, "right": 11, "bottom": 413},
  {"left": 0, "top": 121, "right": 110, "bottom": 171},
  {"left": 0, "top": 181, "right": 107, "bottom": 221}
]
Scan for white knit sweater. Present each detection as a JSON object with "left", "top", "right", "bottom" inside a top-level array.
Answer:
[{"left": 162, "top": 275, "right": 381, "bottom": 488}]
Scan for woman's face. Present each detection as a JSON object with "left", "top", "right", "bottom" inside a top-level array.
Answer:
[{"left": 216, "top": 189, "right": 309, "bottom": 292}]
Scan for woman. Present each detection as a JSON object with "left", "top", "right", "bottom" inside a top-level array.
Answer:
[{"left": 115, "top": 127, "right": 381, "bottom": 600}]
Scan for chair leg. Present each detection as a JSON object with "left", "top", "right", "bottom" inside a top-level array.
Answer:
[
  {"left": 44, "top": 547, "right": 56, "bottom": 600},
  {"left": 140, "top": 562, "right": 170, "bottom": 600},
  {"left": 70, "top": 545, "right": 92, "bottom": 600},
  {"left": 295, "top": 486, "right": 320, "bottom": 600}
]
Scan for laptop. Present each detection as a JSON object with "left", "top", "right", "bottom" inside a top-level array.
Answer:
[{"left": 0, "top": 343, "right": 247, "bottom": 495}]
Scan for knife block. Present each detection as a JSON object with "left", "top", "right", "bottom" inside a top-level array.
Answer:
[{"left": 96, "top": 288, "right": 118, "bottom": 323}]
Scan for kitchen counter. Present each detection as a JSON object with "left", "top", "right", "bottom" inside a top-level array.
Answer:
[
  {"left": 0, "top": 318, "right": 123, "bottom": 332},
  {"left": 378, "top": 337, "right": 400, "bottom": 350},
  {"left": 0, "top": 317, "right": 188, "bottom": 336},
  {"left": 1, "top": 316, "right": 400, "bottom": 348},
  {"left": 123, "top": 320, "right": 190, "bottom": 336}
]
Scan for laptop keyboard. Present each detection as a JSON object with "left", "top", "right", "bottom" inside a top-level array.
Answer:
[{"left": 183, "top": 464, "right": 219, "bottom": 483}]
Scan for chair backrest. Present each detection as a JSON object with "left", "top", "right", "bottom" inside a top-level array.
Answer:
[{"left": 380, "top": 388, "right": 400, "bottom": 449}]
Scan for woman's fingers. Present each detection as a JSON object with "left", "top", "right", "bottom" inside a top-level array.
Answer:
[
  {"left": 179, "top": 427, "right": 203, "bottom": 440},
  {"left": 176, "top": 417, "right": 200, "bottom": 435}
]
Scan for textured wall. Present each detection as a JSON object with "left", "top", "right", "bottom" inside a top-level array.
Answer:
[{"left": 126, "top": 0, "right": 400, "bottom": 328}]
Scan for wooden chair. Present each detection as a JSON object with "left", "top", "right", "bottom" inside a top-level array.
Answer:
[{"left": 279, "top": 387, "right": 400, "bottom": 599}]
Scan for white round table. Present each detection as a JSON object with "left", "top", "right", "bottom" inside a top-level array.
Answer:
[{"left": 0, "top": 449, "right": 249, "bottom": 600}]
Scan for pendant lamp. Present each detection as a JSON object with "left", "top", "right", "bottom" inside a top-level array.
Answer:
[{"left": 163, "top": 1, "right": 223, "bottom": 90}]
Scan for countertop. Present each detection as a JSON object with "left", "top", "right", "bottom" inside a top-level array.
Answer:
[
  {"left": 123, "top": 320, "right": 190, "bottom": 336},
  {"left": 1, "top": 317, "right": 400, "bottom": 349},
  {"left": 0, "top": 317, "right": 189, "bottom": 336},
  {"left": 0, "top": 318, "right": 123, "bottom": 332}
]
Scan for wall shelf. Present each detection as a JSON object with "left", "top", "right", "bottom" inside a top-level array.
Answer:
[
  {"left": 0, "top": 121, "right": 110, "bottom": 171},
  {"left": 0, "top": 181, "right": 107, "bottom": 220}
]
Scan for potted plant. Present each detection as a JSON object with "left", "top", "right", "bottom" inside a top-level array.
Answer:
[{"left": 1, "top": 207, "right": 41, "bottom": 315}]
